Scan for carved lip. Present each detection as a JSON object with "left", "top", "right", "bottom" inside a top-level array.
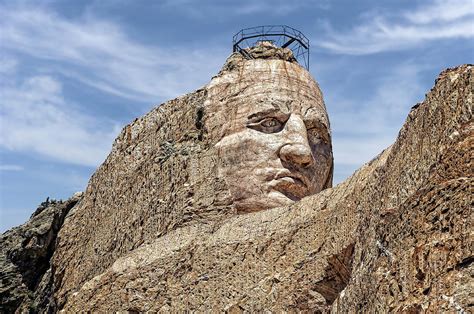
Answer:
[{"left": 274, "top": 170, "right": 309, "bottom": 189}]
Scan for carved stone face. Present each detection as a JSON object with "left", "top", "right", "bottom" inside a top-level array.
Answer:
[{"left": 211, "top": 59, "right": 333, "bottom": 212}]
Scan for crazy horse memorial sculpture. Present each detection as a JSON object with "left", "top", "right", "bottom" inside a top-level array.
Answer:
[{"left": 1, "top": 26, "right": 472, "bottom": 312}]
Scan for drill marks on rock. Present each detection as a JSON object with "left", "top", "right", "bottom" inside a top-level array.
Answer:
[{"left": 45, "top": 54, "right": 472, "bottom": 313}]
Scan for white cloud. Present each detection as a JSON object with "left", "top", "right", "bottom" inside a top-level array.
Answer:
[
  {"left": 0, "top": 6, "right": 225, "bottom": 102},
  {"left": 0, "top": 165, "right": 24, "bottom": 171},
  {"left": 158, "top": 0, "right": 330, "bottom": 17},
  {"left": 0, "top": 5, "right": 227, "bottom": 167},
  {"left": 0, "top": 56, "right": 18, "bottom": 74},
  {"left": 329, "top": 62, "right": 425, "bottom": 182},
  {"left": 233, "top": 0, "right": 329, "bottom": 15},
  {"left": 332, "top": 63, "right": 424, "bottom": 134},
  {"left": 318, "top": 0, "right": 474, "bottom": 54},
  {"left": 0, "top": 74, "right": 120, "bottom": 167},
  {"left": 405, "top": 0, "right": 474, "bottom": 24}
]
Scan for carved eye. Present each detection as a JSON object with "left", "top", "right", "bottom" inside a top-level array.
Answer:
[
  {"left": 246, "top": 110, "right": 289, "bottom": 134},
  {"left": 261, "top": 118, "right": 279, "bottom": 128},
  {"left": 247, "top": 117, "right": 284, "bottom": 133},
  {"left": 307, "top": 128, "right": 331, "bottom": 157},
  {"left": 256, "top": 117, "right": 284, "bottom": 133},
  {"left": 307, "top": 128, "right": 327, "bottom": 143}
]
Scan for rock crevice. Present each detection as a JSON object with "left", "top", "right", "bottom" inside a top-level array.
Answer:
[{"left": 0, "top": 50, "right": 471, "bottom": 312}]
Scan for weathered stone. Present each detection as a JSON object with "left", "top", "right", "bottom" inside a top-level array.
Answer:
[
  {"left": 49, "top": 48, "right": 471, "bottom": 312},
  {"left": 0, "top": 194, "right": 82, "bottom": 312},
  {"left": 211, "top": 48, "right": 333, "bottom": 212},
  {"left": 221, "top": 42, "right": 297, "bottom": 73},
  {"left": 51, "top": 45, "right": 334, "bottom": 309},
  {"left": 2, "top": 42, "right": 471, "bottom": 312},
  {"left": 331, "top": 67, "right": 474, "bottom": 312}
]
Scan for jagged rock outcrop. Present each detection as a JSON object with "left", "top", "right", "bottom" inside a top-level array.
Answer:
[
  {"left": 222, "top": 41, "right": 297, "bottom": 72},
  {"left": 331, "top": 66, "right": 473, "bottom": 312},
  {"left": 51, "top": 44, "right": 334, "bottom": 309},
  {"left": 1, "top": 40, "right": 471, "bottom": 312},
  {"left": 53, "top": 43, "right": 472, "bottom": 311},
  {"left": 0, "top": 194, "right": 82, "bottom": 312}
]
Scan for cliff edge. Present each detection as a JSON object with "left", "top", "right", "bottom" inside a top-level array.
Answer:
[
  {"left": 60, "top": 61, "right": 473, "bottom": 311},
  {"left": 1, "top": 49, "right": 472, "bottom": 312}
]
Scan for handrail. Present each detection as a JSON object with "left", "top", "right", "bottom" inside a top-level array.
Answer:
[{"left": 231, "top": 25, "right": 310, "bottom": 70}]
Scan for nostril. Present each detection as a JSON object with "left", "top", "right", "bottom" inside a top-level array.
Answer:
[{"left": 279, "top": 144, "right": 314, "bottom": 168}]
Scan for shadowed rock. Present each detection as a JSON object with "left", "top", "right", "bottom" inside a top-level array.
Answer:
[
  {"left": 53, "top": 49, "right": 471, "bottom": 312},
  {"left": 1, "top": 41, "right": 471, "bottom": 312},
  {"left": 0, "top": 194, "right": 82, "bottom": 312}
]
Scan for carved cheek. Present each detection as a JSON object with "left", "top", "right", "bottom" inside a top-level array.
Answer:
[{"left": 216, "top": 130, "right": 284, "bottom": 175}]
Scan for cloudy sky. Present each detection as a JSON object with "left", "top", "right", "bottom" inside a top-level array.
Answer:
[{"left": 1, "top": 0, "right": 473, "bottom": 231}]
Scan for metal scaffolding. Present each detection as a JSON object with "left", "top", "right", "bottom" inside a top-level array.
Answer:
[{"left": 232, "top": 25, "right": 310, "bottom": 70}]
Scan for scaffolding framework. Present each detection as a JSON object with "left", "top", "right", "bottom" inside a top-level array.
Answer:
[{"left": 232, "top": 25, "right": 310, "bottom": 70}]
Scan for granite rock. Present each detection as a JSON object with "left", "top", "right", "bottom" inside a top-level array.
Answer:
[
  {"left": 54, "top": 52, "right": 472, "bottom": 311},
  {"left": 51, "top": 45, "right": 334, "bottom": 308},
  {"left": 0, "top": 194, "right": 82, "bottom": 312},
  {"left": 1, "top": 45, "right": 471, "bottom": 312}
]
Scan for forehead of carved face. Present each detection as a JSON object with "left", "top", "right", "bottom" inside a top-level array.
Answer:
[{"left": 212, "top": 62, "right": 333, "bottom": 212}]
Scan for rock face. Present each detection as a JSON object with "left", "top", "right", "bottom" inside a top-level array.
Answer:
[
  {"left": 0, "top": 194, "right": 82, "bottom": 312},
  {"left": 51, "top": 44, "right": 334, "bottom": 309},
  {"left": 210, "top": 44, "right": 333, "bottom": 212},
  {"left": 1, "top": 42, "right": 471, "bottom": 312},
  {"left": 58, "top": 63, "right": 472, "bottom": 312},
  {"left": 332, "top": 67, "right": 473, "bottom": 312}
]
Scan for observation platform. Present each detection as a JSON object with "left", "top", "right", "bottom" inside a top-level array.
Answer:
[{"left": 232, "top": 25, "right": 310, "bottom": 70}]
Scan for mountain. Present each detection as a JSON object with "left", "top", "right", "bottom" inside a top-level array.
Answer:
[{"left": 1, "top": 43, "right": 472, "bottom": 312}]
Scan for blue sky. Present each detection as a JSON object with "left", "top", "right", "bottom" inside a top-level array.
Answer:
[{"left": 1, "top": 0, "right": 473, "bottom": 231}]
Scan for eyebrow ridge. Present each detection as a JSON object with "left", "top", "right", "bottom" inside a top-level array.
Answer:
[{"left": 247, "top": 108, "right": 284, "bottom": 120}]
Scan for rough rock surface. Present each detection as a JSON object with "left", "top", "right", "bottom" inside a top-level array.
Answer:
[
  {"left": 51, "top": 45, "right": 334, "bottom": 308},
  {"left": 222, "top": 41, "right": 297, "bottom": 73},
  {"left": 1, "top": 43, "right": 472, "bottom": 312},
  {"left": 0, "top": 194, "right": 82, "bottom": 312},
  {"left": 55, "top": 47, "right": 472, "bottom": 312},
  {"left": 332, "top": 66, "right": 473, "bottom": 312}
]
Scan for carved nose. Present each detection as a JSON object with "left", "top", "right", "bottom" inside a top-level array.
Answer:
[
  {"left": 279, "top": 115, "right": 314, "bottom": 168},
  {"left": 280, "top": 144, "right": 314, "bottom": 168}
]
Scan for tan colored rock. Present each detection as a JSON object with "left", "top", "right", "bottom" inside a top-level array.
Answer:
[
  {"left": 53, "top": 87, "right": 234, "bottom": 308},
  {"left": 331, "top": 66, "right": 474, "bottom": 313},
  {"left": 210, "top": 46, "right": 333, "bottom": 212},
  {"left": 0, "top": 195, "right": 82, "bottom": 312},
  {"left": 52, "top": 46, "right": 333, "bottom": 308},
  {"left": 51, "top": 43, "right": 472, "bottom": 312}
]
